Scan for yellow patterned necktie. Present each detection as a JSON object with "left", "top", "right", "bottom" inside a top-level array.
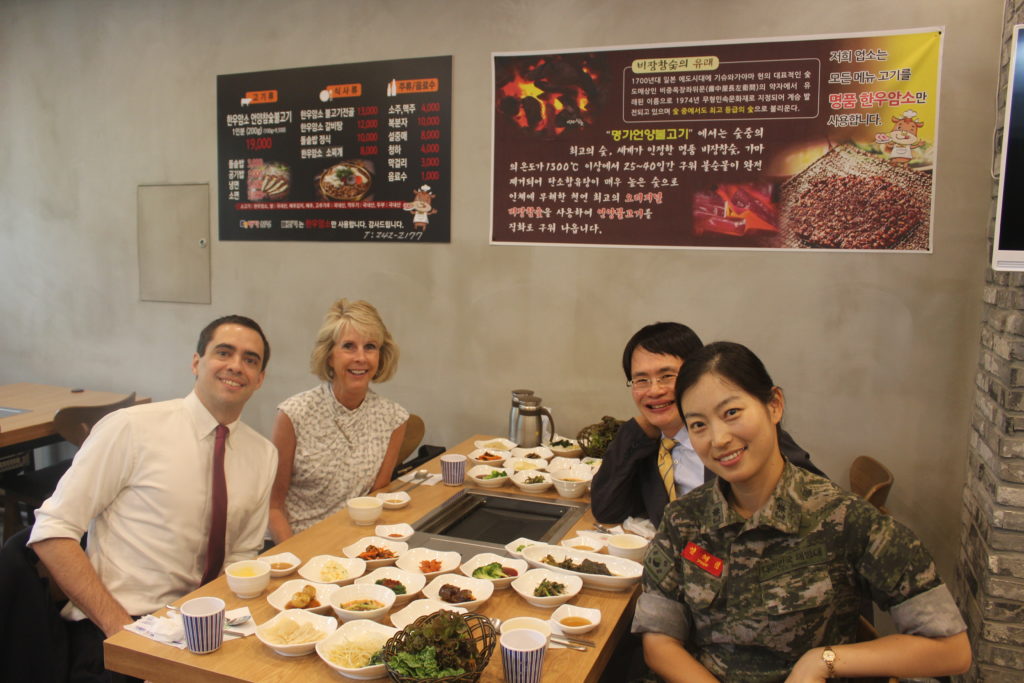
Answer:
[{"left": 659, "top": 437, "right": 678, "bottom": 502}]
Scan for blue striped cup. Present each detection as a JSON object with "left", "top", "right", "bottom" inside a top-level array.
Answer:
[
  {"left": 500, "top": 628, "right": 547, "bottom": 683},
  {"left": 181, "top": 596, "right": 225, "bottom": 654}
]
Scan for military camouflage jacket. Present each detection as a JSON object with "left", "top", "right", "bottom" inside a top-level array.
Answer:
[{"left": 632, "top": 461, "right": 965, "bottom": 682}]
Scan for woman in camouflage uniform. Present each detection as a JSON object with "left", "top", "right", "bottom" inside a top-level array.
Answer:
[{"left": 632, "top": 342, "right": 971, "bottom": 682}]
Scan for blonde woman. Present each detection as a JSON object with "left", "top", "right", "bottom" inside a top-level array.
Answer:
[{"left": 269, "top": 299, "right": 408, "bottom": 542}]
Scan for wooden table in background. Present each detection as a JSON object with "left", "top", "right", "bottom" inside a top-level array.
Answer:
[
  {"left": 105, "top": 435, "right": 638, "bottom": 682},
  {"left": 0, "top": 383, "right": 149, "bottom": 465}
]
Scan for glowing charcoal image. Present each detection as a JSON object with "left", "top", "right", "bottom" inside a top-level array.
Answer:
[{"left": 495, "top": 54, "right": 605, "bottom": 139}]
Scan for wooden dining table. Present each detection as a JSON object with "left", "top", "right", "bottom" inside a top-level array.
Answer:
[
  {"left": 0, "top": 383, "right": 149, "bottom": 465},
  {"left": 104, "top": 435, "right": 640, "bottom": 682}
]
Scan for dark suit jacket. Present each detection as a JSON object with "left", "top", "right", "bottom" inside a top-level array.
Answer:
[{"left": 590, "top": 418, "right": 825, "bottom": 528}]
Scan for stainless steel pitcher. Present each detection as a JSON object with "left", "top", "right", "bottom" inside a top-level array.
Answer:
[
  {"left": 513, "top": 396, "right": 555, "bottom": 447},
  {"left": 508, "top": 389, "right": 535, "bottom": 442}
]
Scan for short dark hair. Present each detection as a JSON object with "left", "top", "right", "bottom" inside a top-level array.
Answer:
[
  {"left": 621, "top": 322, "right": 704, "bottom": 380},
  {"left": 196, "top": 315, "right": 270, "bottom": 371},
  {"left": 674, "top": 341, "right": 776, "bottom": 410}
]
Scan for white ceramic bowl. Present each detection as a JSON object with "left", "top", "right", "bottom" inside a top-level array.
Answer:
[
  {"left": 347, "top": 496, "right": 385, "bottom": 525},
  {"left": 262, "top": 552, "right": 301, "bottom": 578},
  {"left": 560, "top": 536, "right": 606, "bottom": 554},
  {"left": 509, "top": 469, "right": 553, "bottom": 493},
  {"left": 389, "top": 598, "right": 466, "bottom": 630},
  {"left": 298, "top": 555, "right": 366, "bottom": 586},
  {"left": 551, "top": 604, "right": 601, "bottom": 635},
  {"left": 511, "top": 446, "right": 554, "bottom": 461},
  {"left": 459, "top": 552, "right": 528, "bottom": 589},
  {"left": 500, "top": 616, "right": 552, "bottom": 642},
  {"left": 473, "top": 437, "right": 516, "bottom": 451},
  {"left": 224, "top": 559, "right": 271, "bottom": 598},
  {"left": 328, "top": 582, "right": 397, "bottom": 623},
  {"left": 505, "top": 538, "right": 541, "bottom": 559},
  {"left": 342, "top": 536, "right": 408, "bottom": 569},
  {"left": 395, "top": 547, "right": 462, "bottom": 578},
  {"left": 505, "top": 457, "right": 548, "bottom": 473},
  {"left": 467, "top": 447, "right": 509, "bottom": 467},
  {"left": 511, "top": 568, "right": 583, "bottom": 608},
  {"left": 267, "top": 579, "right": 335, "bottom": 614},
  {"left": 467, "top": 465, "right": 511, "bottom": 488},
  {"left": 422, "top": 573, "right": 494, "bottom": 611},
  {"left": 316, "top": 618, "right": 397, "bottom": 679},
  {"left": 521, "top": 544, "right": 643, "bottom": 592},
  {"left": 547, "top": 437, "right": 582, "bottom": 458},
  {"left": 375, "top": 490, "right": 411, "bottom": 509},
  {"left": 255, "top": 608, "right": 337, "bottom": 656},
  {"left": 606, "top": 534, "right": 650, "bottom": 562},
  {"left": 355, "top": 566, "right": 425, "bottom": 606},
  {"left": 552, "top": 479, "right": 589, "bottom": 499},
  {"left": 374, "top": 522, "right": 414, "bottom": 542}
]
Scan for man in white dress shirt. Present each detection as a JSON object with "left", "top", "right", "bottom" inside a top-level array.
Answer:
[{"left": 29, "top": 315, "right": 277, "bottom": 681}]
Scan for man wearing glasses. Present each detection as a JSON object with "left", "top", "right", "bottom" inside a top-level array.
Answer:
[{"left": 591, "top": 322, "right": 821, "bottom": 532}]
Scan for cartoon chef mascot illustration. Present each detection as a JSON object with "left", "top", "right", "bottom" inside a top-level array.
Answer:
[
  {"left": 405, "top": 185, "right": 438, "bottom": 231},
  {"left": 874, "top": 109, "right": 925, "bottom": 166}
]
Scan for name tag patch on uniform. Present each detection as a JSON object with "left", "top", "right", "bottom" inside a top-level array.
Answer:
[
  {"left": 758, "top": 543, "right": 828, "bottom": 581},
  {"left": 682, "top": 542, "right": 723, "bottom": 577}
]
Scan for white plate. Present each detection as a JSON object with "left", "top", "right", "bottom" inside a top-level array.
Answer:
[
  {"left": 550, "top": 604, "right": 601, "bottom": 635},
  {"left": 467, "top": 464, "right": 512, "bottom": 488},
  {"left": 467, "top": 447, "right": 510, "bottom": 467},
  {"left": 374, "top": 523, "right": 414, "bottom": 542},
  {"left": 422, "top": 573, "right": 494, "bottom": 611},
  {"left": 341, "top": 536, "right": 408, "bottom": 569},
  {"left": 473, "top": 437, "right": 516, "bottom": 451},
  {"left": 298, "top": 555, "right": 366, "bottom": 585},
  {"left": 395, "top": 547, "right": 462, "bottom": 578},
  {"left": 510, "top": 568, "right": 582, "bottom": 608},
  {"left": 510, "top": 470, "right": 553, "bottom": 493},
  {"left": 521, "top": 544, "right": 642, "bottom": 591},
  {"left": 560, "top": 536, "right": 606, "bottom": 553},
  {"left": 267, "top": 579, "right": 336, "bottom": 614},
  {"left": 547, "top": 437, "right": 582, "bottom": 458},
  {"left": 389, "top": 598, "right": 466, "bottom": 630},
  {"left": 355, "top": 566, "right": 425, "bottom": 606},
  {"left": 262, "top": 551, "right": 301, "bottom": 578},
  {"left": 505, "top": 537, "right": 541, "bottom": 559},
  {"left": 375, "top": 490, "right": 411, "bottom": 509},
  {"left": 316, "top": 619, "right": 397, "bottom": 679},
  {"left": 510, "top": 446, "right": 554, "bottom": 461},
  {"left": 255, "top": 609, "right": 336, "bottom": 656},
  {"left": 459, "top": 552, "right": 528, "bottom": 590}
]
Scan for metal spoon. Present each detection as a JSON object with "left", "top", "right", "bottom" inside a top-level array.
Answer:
[
  {"left": 404, "top": 469, "right": 432, "bottom": 492},
  {"left": 166, "top": 604, "right": 251, "bottom": 627},
  {"left": 390, "top": 469, "right": 430, "bottom": 492},
  {"left": 489, "top": 616, "right": 589, "bottom": 651}
]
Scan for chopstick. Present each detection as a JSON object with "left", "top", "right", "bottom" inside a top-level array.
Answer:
[
  {"left": 553, "top": 633, "right": 596, "bottom": 647},
  {"left": 549, "top": 635, "right": 588, "bottom": 650}
]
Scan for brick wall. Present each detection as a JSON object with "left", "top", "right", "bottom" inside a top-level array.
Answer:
[{"left": 953, "top": 5, "right": 1024, "bottom": 680}]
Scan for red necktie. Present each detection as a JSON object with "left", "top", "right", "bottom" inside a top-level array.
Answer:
[{"left": 201, "top": 424, "right": 229, "bottom": 585}]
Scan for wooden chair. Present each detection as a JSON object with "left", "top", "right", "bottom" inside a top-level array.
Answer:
[
  {"left": 849, "top": 455, "right": 894, "bottom": 514},
  {"left": 397, "top": 414, "right": 425, "bottom": 464},
  {"left": 1, "top": 393, "right": 136, "bottom": 541}
]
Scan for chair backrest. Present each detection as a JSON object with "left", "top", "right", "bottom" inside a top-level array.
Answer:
[
  {"left": 849, "top": 455, "right": 894, "bottom": 513},
  {"left": 397, "top": 414, "right": 425, "bottom": 464},
  {"left": 52, "top": 392, "right": 136, "bottom": 447}
]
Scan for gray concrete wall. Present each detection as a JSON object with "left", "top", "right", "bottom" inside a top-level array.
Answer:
[{"left": 0, "top": 0, "right": 1003, "bottom": 580}]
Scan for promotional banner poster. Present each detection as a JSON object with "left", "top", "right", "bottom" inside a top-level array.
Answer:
[
  {"left": 218, "top": 55, "right": 451, "bottom": 242},
  {"left": 492, "top": 30, "right": 941, "bottom": 251}
]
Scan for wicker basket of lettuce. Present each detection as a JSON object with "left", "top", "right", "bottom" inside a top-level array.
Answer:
[
  {"left": 383, "top": 610, "right": 496, "bottom": 682},
  {"left": 577, "top": 416, "right": 623, "bottom": 460}
]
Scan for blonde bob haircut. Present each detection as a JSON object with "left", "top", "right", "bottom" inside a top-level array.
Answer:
[{"left": 310, "top": 298, "right": 399, "bottom": 383}]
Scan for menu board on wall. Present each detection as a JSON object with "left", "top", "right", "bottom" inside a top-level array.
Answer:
[
  {"left": 492, "top": 30, "right": 941, "bottom": 251},
  {"left": 218, "top": 55, "right": 451, "bottom": 242}
]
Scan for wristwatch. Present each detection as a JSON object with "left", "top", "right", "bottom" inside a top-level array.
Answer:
[{"left": 822, "top": 646, "right": 837, "bottom": 678}]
